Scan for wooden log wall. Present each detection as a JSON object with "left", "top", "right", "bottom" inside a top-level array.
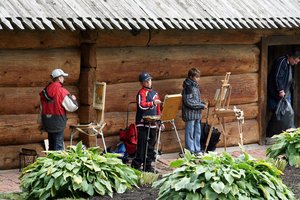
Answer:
[
  {"left": 91, "top": 29, "right": 262, "bottom": 153},
  {"left": 0, "top": 30, "right": 81, "bottom": 169},
  {"left": 2, "top": 28, "right": 300, "bottom": 169}
]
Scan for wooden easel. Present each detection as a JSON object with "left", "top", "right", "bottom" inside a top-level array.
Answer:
[
  {"left": 156, "top": 94, "right": 184, "bottom": 158},
  {"left": 205, "top": 72, "right": 244, "bottom": 152},
  {"left": 70, "top": 82, "right": 107, "bottom": 152}
]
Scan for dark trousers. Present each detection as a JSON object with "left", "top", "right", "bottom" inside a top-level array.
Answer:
[
  {"left": 48, "top": 131, "right": 64, "bottom": 150},
  {"left": 132, "top": 126, "right": 156, "bottom": 168}
]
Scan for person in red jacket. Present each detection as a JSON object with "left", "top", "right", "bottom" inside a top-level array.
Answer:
[
  {"left": 39, "top": 69, "right": 78, "bottom": 150},
  {"left": 131, "top": 72, "right": 162, "bottom": 172}
]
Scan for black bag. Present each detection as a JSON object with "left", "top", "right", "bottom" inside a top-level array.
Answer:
[
  {"left": 200, "top": 103, "right": 221, "bottom": 152},
  {"left": 267, "top": 97, "right": 295, "bottom": 137},
  {"left": 201, "top": 122, "right": 221, "bottom": 152}
]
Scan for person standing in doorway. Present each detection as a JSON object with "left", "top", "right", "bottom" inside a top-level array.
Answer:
[
  {"left": 39, "top": 68, "right": 78, "bottom": 150},
  {"left": 182, "top": 68, "right": 206, "bottom": 155},
  {"left": 267, "top": 51, "right": 300, "bottom": 137},
  {"left": 268, "top": 51, "right": 300, "bottom": 111}
]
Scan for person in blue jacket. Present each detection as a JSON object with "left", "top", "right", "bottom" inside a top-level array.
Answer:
[{"left": 182, "top": 68, "right": 206, "bottom": 155}]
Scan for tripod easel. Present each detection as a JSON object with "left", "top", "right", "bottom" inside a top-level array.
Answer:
[
  {"left": 70, "top": 82, "right": 107, "bottom": 152},
  {"left": 205, "top": 72, "right": 244, "bottom": 152},
  {"left": 155, "top": 94, "right": 184, "bottom": 164}
]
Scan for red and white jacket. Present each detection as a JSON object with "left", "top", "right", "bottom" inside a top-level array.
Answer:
[
  {"left": 39, "top": 82, "right": 78, "bottom": 133},
  {"left": 136, "top": 87, "right": 161, "bottom": 128}
]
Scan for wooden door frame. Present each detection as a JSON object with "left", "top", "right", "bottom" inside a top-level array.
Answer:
[{"left": 259, "top": 35, "right": 300, "bottom": 144}]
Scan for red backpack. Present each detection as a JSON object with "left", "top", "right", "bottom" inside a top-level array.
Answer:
[{"left": 119, "top": 123, "right": 138, "bottom": 156}]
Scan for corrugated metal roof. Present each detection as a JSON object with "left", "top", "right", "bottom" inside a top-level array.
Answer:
[{"left": 0, "top": 0, "right": 300, "bottom": 31}]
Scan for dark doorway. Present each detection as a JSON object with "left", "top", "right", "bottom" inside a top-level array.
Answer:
[{"left": 267, "top": 45, "right": 300, "bottom": 128}]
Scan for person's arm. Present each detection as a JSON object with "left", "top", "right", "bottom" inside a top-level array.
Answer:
[
  {"left": 182, "top": 86, "right": 205, "bottom": 109},
  {"left": 137, "top": 89, "right": 154, "bottom": 110},
  {"left": 62, "top": 94, "right": 78, "bottom": 112},
  {"left": 155, "top": 93, "right": 161, "bottom": 115},
  {"left": 275, "top": 59, "right": 287, "bottom": 96}
]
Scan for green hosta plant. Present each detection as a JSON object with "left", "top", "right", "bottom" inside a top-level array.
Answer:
[
  {"left": 267, "top": 128, "right": 300, "bottom": 167},
  {"left": 153, "top": 149, "right": 294, "bottom": 200},
  {"left": 19, "top": 142, "right": 141, "bottom": 200}
]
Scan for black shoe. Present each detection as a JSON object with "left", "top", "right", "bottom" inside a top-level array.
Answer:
[
  {"left": 131, "top": 161, "right": 141, "bottom": 170},
  {"left": 145, "top": 166, "right": 155, "bottom": 173}
]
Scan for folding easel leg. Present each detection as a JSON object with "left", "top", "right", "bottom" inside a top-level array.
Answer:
[
  {"left": 205, "top": 116, "right": 217, "bottom": 152},
  {"left": 205, "top": 127, "right": 214, "bottom": 153},
  {"left": 219, "top": 117, "right": 227, "bottom": 152},
  {"left": 144, "top": 125, "right": 151, "bottom": 172},
  {"left": 100, "top": 132, "right": 107, "bottom": 153},
  {"left": 170, "top": 121, "right": 184, "bottom": 155},
  {"left": 70, "top": 130, "right": 75, "bottom": 146},
  {"left": 238, "top": 121, "right": 243, "bottom": 146},
  {"left": 154, "top": 124, "right": 163, "bottom": 173},
  {"left": 155, "top": 124, "right": 163, "bottom": 162}
]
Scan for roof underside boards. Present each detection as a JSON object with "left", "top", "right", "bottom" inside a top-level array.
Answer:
[{"left": 0, "top": 0, "right": 300, "bottom": 31}]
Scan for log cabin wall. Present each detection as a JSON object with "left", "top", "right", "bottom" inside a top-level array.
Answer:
[
  {"left": 0, "top": 30, "right": 81, "bottom": 169},
  {"left": 93, "top": 28, "right": 300, "bottom": 153},
  {"left": 1, "top": 28, "right": 300, "bottom": 170}
]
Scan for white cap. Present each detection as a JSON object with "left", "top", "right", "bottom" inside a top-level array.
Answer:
[{"left": 51, "top": 69, "right": 68, "bottom": 79}]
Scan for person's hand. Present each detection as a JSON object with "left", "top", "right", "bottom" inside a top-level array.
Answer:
[
  {"left": 71, "top": 95, "right": 77, "bottom": 100},
  {"left": 279, "top": 90, "right": 285, "bottom": 98},
  {"left": 154, "top": 99, "right": 161, "bottom": 106}
]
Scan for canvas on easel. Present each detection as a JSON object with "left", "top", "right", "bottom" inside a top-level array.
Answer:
[
  {"left": 93, "top": 82, "right": 106, "bottom": 124},
  {"left": 155, "top": 94, "right": 184, "bottom": 164},
  {"left": 160, "top": 94, "right": 182, "bottom": 121}
]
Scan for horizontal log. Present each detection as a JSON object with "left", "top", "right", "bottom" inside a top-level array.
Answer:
[
  {"left": 0, "top": 30, "right": 80, "bottom": 49},
  {"left": 0, "top": 86, "right": 78, "bottom": 115},
  {"left": 96, "top": 45, "right": 259, "bottom": 84},
  {"left": 96, "top": 29, "right": 300, "bottom": 47},
  {"left": 105, "top": 73, "right": 258, "bottom": 112},
  {"left": 0, "top": 141, "right": 73, "bottom": 170},
  {"left": 103, "top": 103, "right": 258, "bottom": 136},
  {"left": 0, "top": 48, "right": 80, "bottom": 87},
  {"left": 0, "top": 113, "right": 79, "bottom": 146}
]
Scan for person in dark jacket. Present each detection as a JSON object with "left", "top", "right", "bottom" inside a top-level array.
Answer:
[
  {"left": 268, "top": 51, "right": 300, "bottom": 111},
  {"left": 39, "top": 68, "right": 78, "bottom": 150},
  {"left": 182, "top": 68, "right": 206, "bottom": 154},
  {"left": 266, "top": 52, "right": 300, "bottom": 138},
  {"left": 131, "top": 72, "right": 162, "bottom": 172}
]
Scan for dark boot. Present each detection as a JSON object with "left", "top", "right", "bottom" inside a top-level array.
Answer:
[
  {"left": 145, "top": 163, "right": 155, "bottom": 172},
  {"left": 131, "top": 160, "right": 141, "bottom": 171}
]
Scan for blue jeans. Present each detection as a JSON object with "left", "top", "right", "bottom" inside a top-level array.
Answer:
[
  {"left": 48, "top": 131, "right": 64, "bottom": 150},
  {"left": 185, "top": 119, "right": 201, "bottom": 153}
]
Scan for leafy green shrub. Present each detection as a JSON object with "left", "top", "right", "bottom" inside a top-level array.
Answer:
[
  {"left": 19, "top": 142, "right": 141, "bottom": 200},
  {"left": 267, "top": 128, "right": 300, "bottom": 167},
  {"left": 153, "top": 150, "right": 294, "bottom": 200}
]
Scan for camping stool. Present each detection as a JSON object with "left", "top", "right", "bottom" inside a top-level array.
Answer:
[{"left": 19, "top": 148, "right": 38, "bottom": 172}]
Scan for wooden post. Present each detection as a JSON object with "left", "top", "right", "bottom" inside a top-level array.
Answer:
[{"left": 78, "top": 31, "right": 98, "bottom": 147}]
